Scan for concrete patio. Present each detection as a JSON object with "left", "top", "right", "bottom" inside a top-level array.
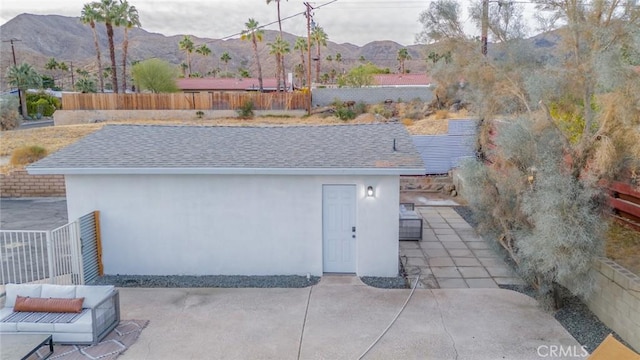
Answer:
[
  {"left": 400, "top": 206, "right": 525, "bottom": 289},
  {"left": 118, "top": 276, "right": 585, "bottom": 360}
]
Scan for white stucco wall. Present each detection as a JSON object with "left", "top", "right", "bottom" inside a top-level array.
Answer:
[{"left": 65, "top": 174, "right": 399, "bottom": 277}]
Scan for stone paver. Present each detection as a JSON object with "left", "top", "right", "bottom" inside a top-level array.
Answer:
[{"left": 400, "top": 206, "right": 525, "bottom": 289}]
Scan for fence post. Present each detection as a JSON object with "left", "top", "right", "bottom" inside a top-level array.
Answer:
[
  {"left": 46, "top": 230, "right": 54, "bottom": 284},
  {"left": 94, "top": 211, "right": 104, "bottom": 276},
  {"left": 70, "top": 220, "right": 84, "bottom": 285}
]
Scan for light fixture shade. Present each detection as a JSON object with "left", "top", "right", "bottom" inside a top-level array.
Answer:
[{"left": 366, "top": 186, "right": 375, "bottom": 197}]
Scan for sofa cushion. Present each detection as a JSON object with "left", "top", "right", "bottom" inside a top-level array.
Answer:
[
  {"left": 16, "top": 321, "right": 55, "bottom": 332},
  {"left": 53, "top": 310, "right": 93, "bottom": 333},
  {"left": 75, "top": 285, "right": 115, "bottom": 308},
  {"left": 14, "top": 296, "right": 84, "bottom": 313},
  {"left": 4, "top": 284, "right": 42, "bottom": 308},
  {"left": 41, "top": 284, "right": 76, "bottom": 299},
  {"left": 0, "top": 308, "right": 17, "bottom": 332}
]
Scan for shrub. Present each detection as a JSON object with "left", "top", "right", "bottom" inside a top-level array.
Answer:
[
  {"left": 371, "top": 104, "right": 394, "bottom": 119},
  {"left": 0, "top": 95, "right": 21, "bottom": 130},
  {"left": 354, "top": 101, "right": 367, "bottom": 115},
  {"left": 237, "top": 100, "right": 254, "bottom": 119},
  {"left": 26, "top": 92, "right": 60, "bottom": 118},
  {"left": 195, "top": 110, "right": 204, "bottom": 119},
  {"left": 335, "top": 107, "right": 356, "bottom": 121},
  {"left": 402, "top": 118, "right": 415, "bottom": 126},
  {"left": 10, "top": 145, "right": 47, "bottom": 166}
]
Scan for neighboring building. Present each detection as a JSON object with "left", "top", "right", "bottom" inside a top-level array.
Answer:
[
  {"left": 28, "top": 123, "right": 425, "bottom": 277},
  {"left": 177, "top": 77, "right": 290, "bottom": 92}
]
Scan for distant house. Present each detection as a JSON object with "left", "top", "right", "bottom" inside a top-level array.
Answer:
[
  {"left": 177, "top": 77, "right": 288, "bottom": 92},
  {"left": 372, "top": 74, "right": 433, "bottom": 88},
  {"left": 28, "top": 123, "right": 425, "bottom": 277}
]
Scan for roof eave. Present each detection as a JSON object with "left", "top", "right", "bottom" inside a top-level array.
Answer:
[{"left": 27, "top": 167, "right": 426, "bottom": 176}]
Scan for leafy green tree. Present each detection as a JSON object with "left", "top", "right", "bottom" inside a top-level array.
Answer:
[
  {"left": 92, "top": 0, "right": 124, "bottom": 93},
  {"left": 118, "top": 0, "right": 140, "bottom": 92},
  {"left": 179, "top": 35, "right": 195, "bottom": 77},
  {"left": 310, "top": 26, "right": 328, "bottom": 83},
  {"left": 220, "top": 52, "right": 232, "bottom": 73},
  {"left": 268, "top": 36, "right": 290, "bottom": 92},
  {"left": 238, "top": 68, "right": 251, "bottom": 78},
  {"left": 337, "top": 63, "right": 386, "bottom": 88},
  {"left": 81, "top": 3, "right": 104, "bottom": 92},
  {"left": 6, "top": 63, "right": 43, "bottom": 118},
  {"left": 397, "top": 48, "right": 411, "bottom": 74},
  {"left": 241, "top": 18, "right": 264, "bottom": 91},
  {"left": 131, "top": 58, "right": 179, "bottom": 93},
  {"left": 195, "top": 44, "right": 212, "bottom": 76}
]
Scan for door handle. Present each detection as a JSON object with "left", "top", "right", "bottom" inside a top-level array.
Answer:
[{"left": 352, "top": 226, "right": 356, "bottom": 232}]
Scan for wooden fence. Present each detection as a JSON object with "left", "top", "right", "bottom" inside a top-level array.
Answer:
[
  {"left": 61, "top": 92, "right": 307, "bottom": 111},
  {"left": 607, "top": 181, "right": 640, "bottom": 231}
]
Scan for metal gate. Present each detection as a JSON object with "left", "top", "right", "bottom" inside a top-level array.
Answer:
[{"left": 0, "top": 211, "right": 101, "bottom": 286}]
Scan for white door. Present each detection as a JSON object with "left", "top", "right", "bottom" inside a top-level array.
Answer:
[{"left": 323, "top": 185, "right": 356, "bottom": 273}]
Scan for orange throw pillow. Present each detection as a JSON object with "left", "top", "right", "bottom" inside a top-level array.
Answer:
[{"left": 14, "top": 295, "right": 84, "bottom": 313}]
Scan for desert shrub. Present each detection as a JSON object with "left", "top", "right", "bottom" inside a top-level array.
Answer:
[
  {"left": 335, "top": 106, "right": 355, "bottom": 121},
  {"left": 460, "top": 116, "right": 607, "bottom": 308},
  {"left": 402, "top": 118, "right": 415, "bottom": 126},
  {"left": 0, "top": 95, "right": 21, "bottom": 130},
  {"left": 371, "top": 104, "right": 393, "bottom": 119},
  {"left": 236, "top": 100, "right": 254, "bottom": 119},
  {"left": 10, "top": 145, "right": 47, "bottom": 166},
  {"left": 354, "top": 101, "right": 367, "bottom": 115}
]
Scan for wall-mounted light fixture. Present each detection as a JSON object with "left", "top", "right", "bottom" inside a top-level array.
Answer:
[{"left": 366, "top": 186, "right": 375, "bottom": 197}]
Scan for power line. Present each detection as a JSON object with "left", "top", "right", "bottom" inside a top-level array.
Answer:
[{"left": 208, "top": 0, "right": 338, "bottom": 43}]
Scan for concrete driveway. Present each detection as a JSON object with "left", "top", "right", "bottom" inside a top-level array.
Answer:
[{"left": 119, "top": 276, "right": 585, "bottom": 360}]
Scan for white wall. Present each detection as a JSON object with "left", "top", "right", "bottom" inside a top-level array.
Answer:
[{"left": 66, "top": 174, "right": 399, "bottom": 277}]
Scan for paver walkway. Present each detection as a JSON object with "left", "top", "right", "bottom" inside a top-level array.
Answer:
[{"left": 400, "top": 206, "right": 525, "bottom": 289}]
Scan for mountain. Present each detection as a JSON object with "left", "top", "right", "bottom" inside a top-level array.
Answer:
[{"left": 0, "top": 13, "right": 431, "bottom": 90}]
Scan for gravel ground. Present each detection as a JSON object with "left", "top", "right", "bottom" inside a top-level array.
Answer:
[
  {"left": 91, "top": 275, "right": 321, "bottom": 288},
  {"left": 361, "top": 276, "right": 408, "bottom": 289},
  {"left": 453, "top": 206, "right": 630, "bottom": 353}
]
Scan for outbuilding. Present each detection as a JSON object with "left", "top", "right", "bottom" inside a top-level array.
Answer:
[{"left": 28, "top": 123, "right": 425, "bottom": 277}]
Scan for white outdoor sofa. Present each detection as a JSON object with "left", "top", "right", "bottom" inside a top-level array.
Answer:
[{"left": 0, "top": 283, "right": 120, "bottom": 344}]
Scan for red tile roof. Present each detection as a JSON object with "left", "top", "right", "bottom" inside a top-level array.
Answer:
[
  {"left": 177, "top": 77, "right": 279, "bottom": 91},
  {"left": 372, "top": 74, "right": 432, "bottom": 87}
]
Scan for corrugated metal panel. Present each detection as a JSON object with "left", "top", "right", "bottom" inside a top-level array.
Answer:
[
  {"left": 412, "top": 135, "right": 476, "bottom": 174},
  {"left": 448, "top": 119, "right": 478, "bottom": 136},
  {"left": 79, "top": 212, "right": 100, "bottom": 284}
]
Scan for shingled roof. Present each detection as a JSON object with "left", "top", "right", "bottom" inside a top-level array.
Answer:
[{"left": 28, "top": 123, "right": 425, "bottom": 175}]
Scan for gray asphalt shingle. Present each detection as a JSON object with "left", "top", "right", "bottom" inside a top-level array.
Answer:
[{"left": 28, "top": 123, "right": 425, "bottom": 174}]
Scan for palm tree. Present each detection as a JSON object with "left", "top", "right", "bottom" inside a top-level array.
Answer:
[
  {"left": 195, "top": 44, "right": 212, "bottom": 75},
  {"left": 179, "top": 35, "right": 195, "bottom": 77},
  {"left": 294, "top": 38, "right": 307, "bottom": 69},
  {"left": 57, "top": 62, "right": 69, "bottom": 90},
  {"left": 92, "top": 0, "right": 123, "bottom": 93},
  {"left": 241, "top": 18, "right": 264, "bottom": 92},
  {"left": 81, "top": 3, "right": 104, "bottom": 92},
  {"left": 397, "top": 48, "right": 411, "bottom": 74},
  {"left": 76, "top": 77, "right": 97, "bottom": 93},
  {"left": 335, "top": 52, "right": 342, "bottom": 74},
  {"left": 267, "top": 0, "right": 288, "bottom": 88},
  {"left": 310, "top": 26, "right": 328, "bottom": 83},
  {"left": 45, "top": 58, "right": 59, "bottom": 88},
  {"left": 6, "top": 63, "right": 43, "bottom": 118},
  {"left": 118, "top": 0, "right": 140, "bottom": 93},
  {"left": 220, "top": 52, "right": 232, "bottom": 73},
  {"left": 268, "top": 36, "right": 290, "bottom": 92}
]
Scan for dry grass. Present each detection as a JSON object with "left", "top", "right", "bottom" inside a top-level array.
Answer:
[{"left": 606, "top": 220, "right": 640, "bottom": 276}]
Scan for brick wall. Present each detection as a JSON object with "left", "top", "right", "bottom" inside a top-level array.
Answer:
[
  {"left": 0, "top": 169, "right": 65, "bottom": 197},
  {"left": 585, "top": 258, "right": 640, "bottom": 351}
]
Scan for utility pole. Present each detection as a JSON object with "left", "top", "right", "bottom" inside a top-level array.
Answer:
[
  {"left": 481, "top": 0, "right": 489, "bottom": 56},
  {"left": 304, "top": 2, "right": 313, "bottom": 115},
  {"left": 3, "top": 38, "right": 24, "bottom": 115}
]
